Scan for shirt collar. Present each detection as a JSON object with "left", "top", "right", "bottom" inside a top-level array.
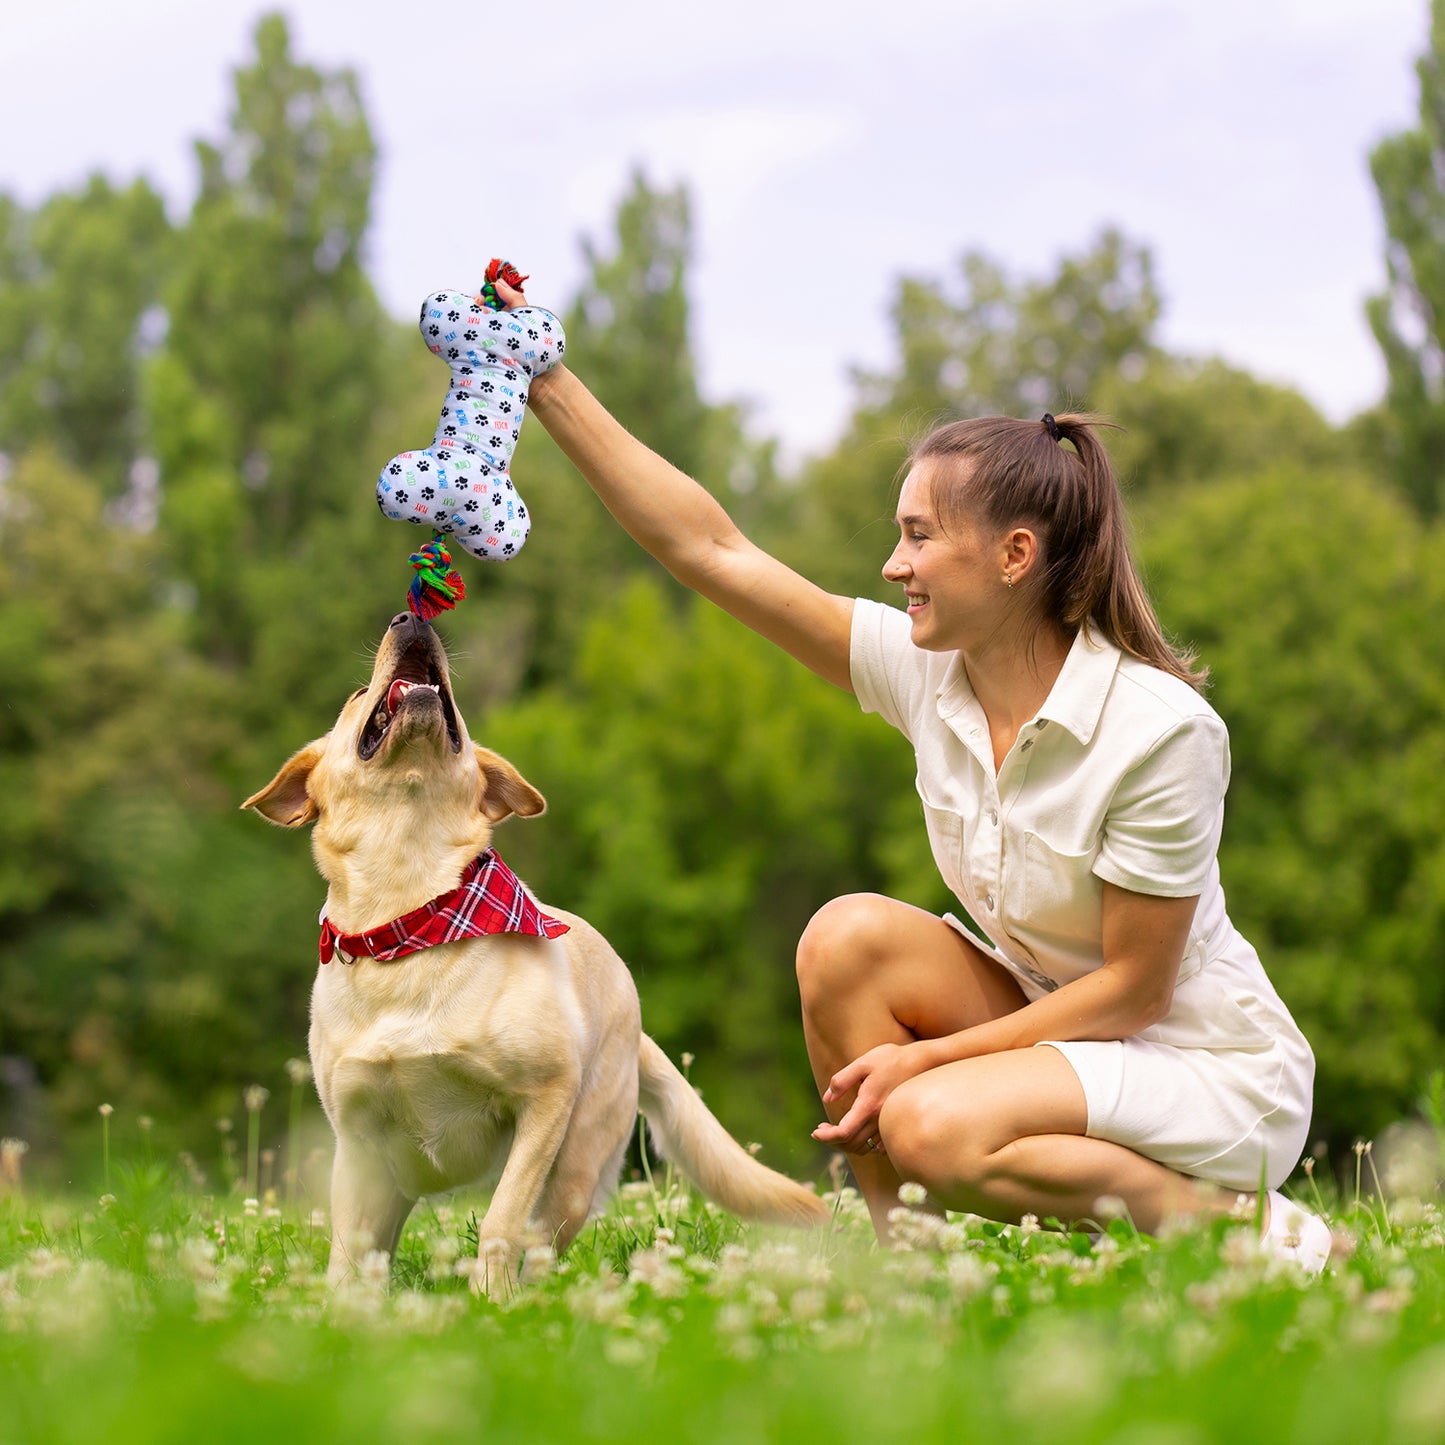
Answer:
[
  {"left": 1036, "top": 626, "right": 1121, "bottom": 745},
  {"left": 935, "top": 626, "right": 1121, "bottom": 746}
]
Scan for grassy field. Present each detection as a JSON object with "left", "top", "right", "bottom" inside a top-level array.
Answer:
[{"left": 3, "top": 1134, "right": 1444, "bottom": 1445}]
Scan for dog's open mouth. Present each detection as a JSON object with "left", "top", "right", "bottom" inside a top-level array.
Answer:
[{"left": 357, "top": 638, "right": 462, "bottom": 760}]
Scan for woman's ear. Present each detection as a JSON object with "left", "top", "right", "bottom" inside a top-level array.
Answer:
[
  {"left": 241, "top": 741, "right": 326, "bottom": 827},
  {"left": 474, "top": 745, "right": 547, "bottom": 823},
  {"left": 1003, "top": 526, "right": 1042, "bottom": 581}
]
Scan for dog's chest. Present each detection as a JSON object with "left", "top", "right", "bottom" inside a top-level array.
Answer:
[
  {"left": 309, "top": 942, "right": 583, "bottom": 1195},
  {"left": 328, "top": 1037, "right": 516, "bottom": 1193}
]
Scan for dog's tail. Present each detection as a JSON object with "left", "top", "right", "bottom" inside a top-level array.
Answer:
[{"left": 637, "top": 1034, "right": 829, "bottom": 1227}]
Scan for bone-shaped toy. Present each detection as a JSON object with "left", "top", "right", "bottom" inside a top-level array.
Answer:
[{"left": 376, "top": 288, "right": 566, "bottom": 561}]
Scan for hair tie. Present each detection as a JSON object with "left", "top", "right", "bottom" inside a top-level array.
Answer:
[{"left": 1041, "top": 413, "right": 1062, "bottom": 442}]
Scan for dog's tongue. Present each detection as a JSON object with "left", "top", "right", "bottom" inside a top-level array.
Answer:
[{"left": 386, "top": 679, "right": 411, "bottom": 716}]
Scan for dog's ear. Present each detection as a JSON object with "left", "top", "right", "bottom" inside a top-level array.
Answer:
[
  {"left": 241, "top": 741, "right": 326, "bottom": 827},
  {"left": 474, "top": 745, "right": 546, "bottom": 823}
]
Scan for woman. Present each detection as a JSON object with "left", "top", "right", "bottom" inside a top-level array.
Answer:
[{"left": 498, "top": 278, "right": 1330, "bottom": 1271}]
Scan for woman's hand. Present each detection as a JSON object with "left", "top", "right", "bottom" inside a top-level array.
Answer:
[
  {"left": 811, "top": 1042, "right": 926, "bottom": 1155},
  {"left": 491, "top": 275, "right": 528, "bottom": 310}
]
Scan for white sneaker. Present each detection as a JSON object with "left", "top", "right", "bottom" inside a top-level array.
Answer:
[{"left": 1261, "top": 1190, "right": 1332, "bottom": 1276}]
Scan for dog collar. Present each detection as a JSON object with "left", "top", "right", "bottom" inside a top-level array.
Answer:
[{"left": 318, "top": 848, "right": 569, "bottom": 964}]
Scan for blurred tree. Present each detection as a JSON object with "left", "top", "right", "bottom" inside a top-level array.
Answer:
[
  {"left": 0, "top": 177, "right": 173, "bottom": 496},
  {"left": 0, "top": 448, "right": 253, "bottom": 1133},
  {"left": 1093, "top": 356, "right": 1340, "bottom": 496},
  {"left": 149, "top": 10, "right": 398, "bottom": 709},
  {"left": 1367, "top": 0, "right": 1445, "bottom": 518},
  {"left": 784, "top": 230, "right": 1162, "bottom": 600},
  {"left": 1140, "top": 465, "right": 1445, "bottom": 1141},
  {"left": 566, "top": 171, "right": 710, "bottom": 481}
]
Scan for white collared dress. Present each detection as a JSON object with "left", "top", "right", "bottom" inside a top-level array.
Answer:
[{"left": 851, "top": 599, "right": 1315, "bottom": 1191}]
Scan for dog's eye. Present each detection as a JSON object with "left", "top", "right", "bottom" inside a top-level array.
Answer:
[{"left": 347, "top": 687, "right": 367, "bottom": 703}]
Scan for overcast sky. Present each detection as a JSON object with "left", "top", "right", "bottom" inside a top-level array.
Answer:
[{"left": 0, "top": 0, "right": 1428, "bottom": 458}]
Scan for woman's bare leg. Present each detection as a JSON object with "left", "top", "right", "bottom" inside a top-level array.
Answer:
[
  {"left": 879, "top": 1046, "right": 1231, "bottom": 1231},
  {"left": 795, "top": 894, "right": 1029, "bottom": 1236}
]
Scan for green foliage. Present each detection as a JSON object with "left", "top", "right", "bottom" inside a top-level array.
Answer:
[
  {"left": 1367, "top": 0, "right": 1445, "bottom": 518},
  {"left": 0, "top": 176, "right": 172, "bottom": 495},
  {"left": 1094, "top": 354, "right": 1341, "bottom": 496},
  {"left": 152, "top": 10, "right": 393, "bottom": 680}
]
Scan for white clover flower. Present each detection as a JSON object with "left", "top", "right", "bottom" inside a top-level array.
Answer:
[
  {"left": 359, "top": 1250, "right": 392, "bottom": 1288},
  {"left": 945, "top": 1252, "right": 995, "bottom": 1300},
  {"left": 97, "top": 1104, "right": 113, "bottom": 1119},
  {"left": 24, "top": 1249, "right": 71, "bottom": 1281},
  {"left": 898, "top": 1181, "right": 928, "bottom": 1207},
  {"left": 285, "top": 1058, "right": 313, "bottom": 1085},
  {"left": 244, "top": 1085, "right": 270, "bottom": 1113},
  {"left": 628, "top": 1246, "right": 687, "bottom": 1298},
  {"left": 603, "top": 1336, "right": 651, "bottom": 1367},
  {"left": 520, "top": 1244, "right": 556, "bottom": 1285},
  {"left": 789, "top": 1288, "right": 827, "bottom": 1323},
  {"left": 179, "top": 1237, "right": 219, "bottom": 1282},
  {"left": 715, "top": 1302, "right": 754, "bottom": 1336}
]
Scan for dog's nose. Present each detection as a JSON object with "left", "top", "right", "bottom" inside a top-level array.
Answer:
[{"left": 390, "top": 612, "right": 412, "bottom": 629}]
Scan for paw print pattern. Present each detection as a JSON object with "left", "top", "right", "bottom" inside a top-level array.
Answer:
[{"left": 375, "top": 287, "right": 566, "bottom": 561}]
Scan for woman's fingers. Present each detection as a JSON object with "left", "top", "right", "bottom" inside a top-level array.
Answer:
[
  {"left": 493, "top": 276, "right": 528, "bottom": 309},
  {"left": 823, "top": 1062, "right": 863, "bottom": 1104},
  {"left": 812, "top": 1094, "right": 884, "bottom": 1154}
]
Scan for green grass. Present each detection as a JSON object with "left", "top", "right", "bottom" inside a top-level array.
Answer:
[{"left": 2, "top": 1153, "right": 1444, "bottom": 1445}]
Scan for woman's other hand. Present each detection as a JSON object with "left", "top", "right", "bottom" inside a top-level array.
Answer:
[{"left": 811, "top": 1042, "right": 926, "bottom": 1154}]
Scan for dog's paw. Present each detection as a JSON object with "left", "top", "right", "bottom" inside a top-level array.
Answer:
[{"left": 467, "top": 1236, "right": 518, "bottom": 1302}]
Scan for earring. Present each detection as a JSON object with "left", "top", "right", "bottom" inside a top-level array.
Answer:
[{"left": 1004, "top": 573, "right": 1013, "bottom": 589}]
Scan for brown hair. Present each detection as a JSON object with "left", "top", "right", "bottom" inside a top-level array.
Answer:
[{"left": 911, "top": 413, "right": 1206, "bottom": 689}]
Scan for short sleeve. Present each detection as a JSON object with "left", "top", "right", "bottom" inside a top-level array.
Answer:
[
  {"left": 1093, "top": 714, "right": 1231, "bottom": 898},
  {"left": 850, "top": 598, "right": 931, "bottom": 740}
]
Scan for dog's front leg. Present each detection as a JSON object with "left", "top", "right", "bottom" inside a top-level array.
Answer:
[
  {"left": 472, "top": 1080, "right": 578, "bottom": 1301},
  {"left": 326, "top": 1136, "right": 415, "bottom": 1287}
]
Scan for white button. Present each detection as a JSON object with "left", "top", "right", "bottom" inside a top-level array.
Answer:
[
  {"left": 986, "top": 893, "right": 996, "bottom": 910},
  {"left": 989, "top": 808, "right": 999, "bottom": 825}
]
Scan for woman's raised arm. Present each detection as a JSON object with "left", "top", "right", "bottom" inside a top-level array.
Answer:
[
  {"left": 527, "top": 363, "right": 854, "bottom": 690},
  {"left": 496, "top": 271, "right": 854, "bottom": 690}
]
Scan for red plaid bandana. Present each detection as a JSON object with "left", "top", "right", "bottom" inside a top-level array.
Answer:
[{"left": 319, "top": 848, "right": 569, "bottom": 964}]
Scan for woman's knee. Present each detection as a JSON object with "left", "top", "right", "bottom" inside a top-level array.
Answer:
[
  {"left": 795, "top": 893, "right": 901, "bottom": 1005},
  {"left": 879, "top": 1076, "right": 989, "bottom": 1191}
]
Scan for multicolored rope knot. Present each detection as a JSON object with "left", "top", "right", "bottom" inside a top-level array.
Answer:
[
  {"left": 478, "top": 259, "right": 530, "bottom": 312},
  {"left": 407, "top": 533, "right": 468, "bottom": 622}
]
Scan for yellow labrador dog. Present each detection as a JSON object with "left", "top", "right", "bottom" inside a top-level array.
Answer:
[{"left": 245, "top": 611, "right": 826, "bottom": 1295}]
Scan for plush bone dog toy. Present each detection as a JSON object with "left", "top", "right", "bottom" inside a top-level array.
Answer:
[{"left": 377, "top": 261, "right": 566, "bottom": 618}]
